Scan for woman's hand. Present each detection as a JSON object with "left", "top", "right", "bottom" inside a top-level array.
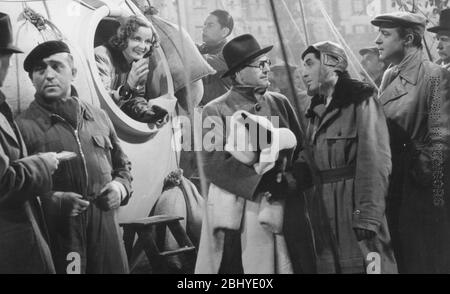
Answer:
[{"left": 127, "top": 59, "right": 149, "bottom": 90}]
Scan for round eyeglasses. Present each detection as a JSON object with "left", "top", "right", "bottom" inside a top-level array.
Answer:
[{"left": 246, "top": 59, "right": 272, "bottom": 70}]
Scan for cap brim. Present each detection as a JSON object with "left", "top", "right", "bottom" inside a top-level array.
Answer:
[
  {"left": 371, "top": 19, "right": 399, "bottom": 28},
  {"left": 222, "top": 45, "right": 274, "bottom": 78},
  {"left": 427, "top": 26, "right": 450, "bottom": 33},
  {"left": 0, "top": 45, "right": 23, "bottom": 54}
]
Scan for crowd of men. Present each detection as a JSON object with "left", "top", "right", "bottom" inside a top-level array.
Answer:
[{"left": 1, "top": 6, "right": 450, "bottom": 274}]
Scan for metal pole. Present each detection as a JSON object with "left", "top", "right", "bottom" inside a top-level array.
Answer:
[
  {"left": 174, "top": 0, "right": 209, "bottom": 198},
  {"left": 268, "top": 0, "right": 342, "bottom": 273},
  {"left": 298, "top": 0, "right": 310, "bottom": 44}
]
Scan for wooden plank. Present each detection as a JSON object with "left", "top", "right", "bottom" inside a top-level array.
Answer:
[{"left": 159, "top": 246, "right": 196, "bottom": 257}]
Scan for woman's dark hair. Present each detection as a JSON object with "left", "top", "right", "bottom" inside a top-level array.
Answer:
[
  {"left": 397, "top": 26, "right": 423, "bottom": 49},
  {"left": 109, "top": 16, "right": 159, "bottom": 54}
]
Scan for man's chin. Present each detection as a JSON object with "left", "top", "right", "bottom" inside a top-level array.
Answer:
[
  {"left": 306, "top": 86, "right": 318, "bottom": 96},
  {"left": 42, "top": 91, "right": 64, "bottom": 101}
]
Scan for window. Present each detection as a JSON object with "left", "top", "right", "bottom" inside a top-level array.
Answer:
[
  {"left": 353, "top": 25, "right": 367, "bottom": 34},
  {"left": 193, "top": 0, "right": 207, "bottom": 8},
  {"left": 352, "top": 0, "right": 366, "bottom": 15}
]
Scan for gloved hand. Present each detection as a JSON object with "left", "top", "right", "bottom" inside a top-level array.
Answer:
[
  {"left": 95, "top": 181, "right": 123, "bottom": 211},
  {"left": 410, "top": 149, "right": 433, "bottom": 187},
  {"left": 147, "top": 104, "right": 169, "bottom": 126},
  {"left": 121, "top": 98, "right": 168, "bottom": 126},
  {"left": 257, "top": 157, "right": 290, "bottom": 201}
]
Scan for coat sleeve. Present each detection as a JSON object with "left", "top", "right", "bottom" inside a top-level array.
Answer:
[
  {"left": 353, "top": 95, "right": 392, "bottom": 233},
  {"left": 102, "top": 111, "right": 133, "bottom": 205},
  {"left": 0, "top": 122, "right": 53, "bottom": 207},
  {"left": 201, "top": 103, "right": 262, "bottom": 200},
  {"left": 202, "top": 52, "right": 226, "bottom": 77},
  {"left": 94, "top": 46, "right": 122, "bottom": 103},
  {"left": 281, "top": 94, "right": 304, "bottom": 162},
  {"left": 411, "top": 67, "right": 450, "bottom": 206}
]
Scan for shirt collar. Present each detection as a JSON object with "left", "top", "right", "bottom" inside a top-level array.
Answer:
[
  {"left": 231, "top": 84, "right": 268, "bottom": 103},
  {"left": 34, "top": 90, "right": 94, "bottom": 124}
]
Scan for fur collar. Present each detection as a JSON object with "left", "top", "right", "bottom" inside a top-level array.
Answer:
[{"left": 306, "top": 74, "right": 376, "bottom": 118}]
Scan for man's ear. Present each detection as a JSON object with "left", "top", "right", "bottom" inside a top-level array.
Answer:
[
  {"left": 404, "top": 33, "right": 414, "bottom": 47},
  {"left": 221, "top": 27, "right": 230, "bottom": 38},
  {"left": 234, "top": 71, "right": 242, "bottom": 84},
  {"left": 71, "top": 67, "right": 77, "bottom": 81}
]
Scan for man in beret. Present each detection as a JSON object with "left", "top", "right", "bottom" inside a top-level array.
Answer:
[
  {"left": 0, "top": 12, "right": 59, "bottom": 274},
  {"left": 17, "top": 40, "right": 133, "bottom": 274},
  {"left": 195, "top": 34, "right": 315, "bottom": 274},
  {"left": 372, "top": 11, "right": 450, "bottom": 273},
  {"left": 428, "top": 8, "right": 450, "bottom": 70},
  {"left": 358, "top": 46, "right": 388, "bottom": 87}
]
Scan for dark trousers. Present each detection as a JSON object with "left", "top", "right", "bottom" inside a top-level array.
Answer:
[
  {"left": 44, "top": 204, "right": 128, "bottom": 274},
  {"left": 218, "top": 229, "right": 243, "bottom": 274}
]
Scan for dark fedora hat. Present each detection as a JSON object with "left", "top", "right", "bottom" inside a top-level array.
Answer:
[
  {"left": 0, "top": 12, "right": 23, "bottom": 54},
  {"left": 222, "top": 34, "right": 273, "bottom": 78},
  {"left": 428, "top": 8, "right": 450, "bottom": 33}
]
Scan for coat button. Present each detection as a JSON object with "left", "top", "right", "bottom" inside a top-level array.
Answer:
[
  {"left": 354, "top": 209, "right": 361, "bottom": 215},
  {"left": 337, "top": 131, "right": 342, "bottom": 136},
  {"left": 255, "top": 103, "right": 261, "bottom": 111}
]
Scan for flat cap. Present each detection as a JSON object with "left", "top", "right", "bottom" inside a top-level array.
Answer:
[
  {"left": 302, "top": 41, "right": 348, "bottom": 72},
  {"left": 24, "top": 40, "right": 70, "bottom": 73},
  {"left": 359, "top": 46, "right": 379, "bottom": 56},
  {"left": 371, "top": 12, "right": 426, "bottom": 36}
]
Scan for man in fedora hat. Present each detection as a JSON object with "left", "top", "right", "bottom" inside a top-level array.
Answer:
[
  {"left": 372, "top": 11, "right": 450, "bottom": 273},
  {"left": 195, "top": 34, "right": 315, "bottom": 274},
  {"left": 358, "top": 46, "right": 388, "bottom": 87},
  {"left": 16, "top": 40, "right": 132, "bottom": 274},
  {"left": 428, "top": 8, "right": 450, "bottom": 70},
  {"left": 0, "top": 12, "right": 60, "bottom": 273}
]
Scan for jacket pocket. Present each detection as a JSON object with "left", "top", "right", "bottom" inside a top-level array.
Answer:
[
  {"left": 92, "top": 135, "right": 113, "bottom": 178},
  {"left": 325, "top": 128, "right": 357, "bottom": 165},
  {"left": 92, "top": 135, "right": 113, "bottom": 150},
  {"left": 325, "top": 127, "right": 357, "bottom": 141}
]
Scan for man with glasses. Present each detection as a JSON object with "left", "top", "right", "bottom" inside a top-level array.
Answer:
[
  {"left": 428, "top": 8, "right": 450, "bottom": 71},
  {"left": 195, "top": 34, "right": 313, "bottom": 274}
]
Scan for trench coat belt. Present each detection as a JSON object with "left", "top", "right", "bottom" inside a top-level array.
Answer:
[{"left": 319, "top": 164, "right": 356, "bottom": 184}]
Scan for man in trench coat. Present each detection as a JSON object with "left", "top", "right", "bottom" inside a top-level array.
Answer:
[
  {"left": 299, "top": 41, "right": 397, "bottom": 274},
  {"left": 0, "top": 12, "right": 59, "bottom": 274},
  {"left": 372, "top": 12, "right": 450, "bottom": 273}
]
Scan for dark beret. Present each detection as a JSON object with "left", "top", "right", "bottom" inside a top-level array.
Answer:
[
  {"left": 371, "top": 12, "right": 426, "bottom": 36},
  {"left": 24, "top": 40, "right": 70, "bottom": 73}
]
